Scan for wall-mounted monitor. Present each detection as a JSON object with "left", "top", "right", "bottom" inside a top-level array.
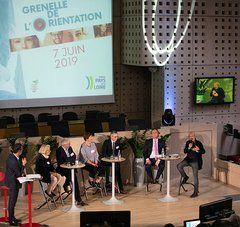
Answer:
[{"left": 194, "top": 77, "right": 235, "bottom": 105}]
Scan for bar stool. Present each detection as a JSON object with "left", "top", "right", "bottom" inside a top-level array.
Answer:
[
  {"left": 81, "top": 169, "right": 107, "bottom": 199},
  {"left": 0, "top": 172, "right": 8, "bottom": 223},
  {"left": 145, "top": 166, "right": 163, "bottom": 194},
  {"left": 178, "top": 176, "right": 195, "bottom": 195}
]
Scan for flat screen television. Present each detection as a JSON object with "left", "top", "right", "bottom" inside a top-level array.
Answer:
[
  {"left": 199, "top": 197, "right": 234, "bottom": 222},
  {"left": 194, "top": 77, "right": 235, "bottom": 105},
  {"left": 80, "top": 211, "right": 131, "bottom": 227}
]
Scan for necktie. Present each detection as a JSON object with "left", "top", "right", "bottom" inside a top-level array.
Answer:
[
  {"left": 154, "top": 140, "right": 158, "bottom": 158},
  {"left": 112, "top": 142, "right": 115, "bottom": 155}
]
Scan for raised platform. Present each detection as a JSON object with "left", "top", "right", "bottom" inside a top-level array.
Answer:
[{"left": 1, "top": 176, "right": 239, "bottom": 227}]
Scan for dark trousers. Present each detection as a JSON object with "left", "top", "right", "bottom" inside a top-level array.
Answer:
[
  {"left": 104, "top": 162, "right": 123, "bottom": 191},
  {"left": 177, "top": 159, "right": 199, "bottom": 192},
  {"left": 83, "top": 163, "right": 105, "bottom": 179},
  {"left": 62, "top": 169, "right": 82, "bottom": 202},
  {"left": 8, "top": 187, "right": 19, "bottom": 222},
  {"left": 145, "top": 158, "right": 165, "bottom": 180}
]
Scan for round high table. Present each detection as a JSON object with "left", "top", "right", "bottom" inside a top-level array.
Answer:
[
  {"left": 60, "top": 163, "right": 85, "bottom": 212},
  {"left": 159, "top": 155, "right": 181, "bottom": 202},
  {"left": 101, "top": 157, "right": 125, "bottom": 205}
]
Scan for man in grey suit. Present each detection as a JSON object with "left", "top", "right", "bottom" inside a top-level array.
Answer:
[{"left": 5, "top": 143, "right": 27, "bottom": 226}]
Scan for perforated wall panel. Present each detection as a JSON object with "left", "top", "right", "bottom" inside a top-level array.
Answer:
[{"left": 122, "top": 0, "right": 240, "bottom": 125}]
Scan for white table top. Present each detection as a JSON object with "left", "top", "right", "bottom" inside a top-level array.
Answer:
[
  {"left": 60, "top": 163, "right": 85, "bottom": 169},
  {"left": 159, "top": 154, "right": 181, "bottom": 161},
  {"left": 101, "top": 157, "right": 126, "bottom": 163}
]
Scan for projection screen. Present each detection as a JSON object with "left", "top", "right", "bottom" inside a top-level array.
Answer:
[{"left": 0, "top": 0, "right": 113, "bottom": 108}]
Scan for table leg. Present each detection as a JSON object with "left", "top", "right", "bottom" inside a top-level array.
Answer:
[
  {"left": 63, "top": 169, "right": 85, "bottom": 212},
  {"left": 103, "top": 162, "right": 123, "bottom": 205},
  {"left": 159, "top": 160, "right": 178, "bottom": 202},
  {"left": 20, "top": 182, "right": 41, "bottom": 227}
]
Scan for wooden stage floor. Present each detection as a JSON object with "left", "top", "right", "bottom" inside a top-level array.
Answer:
[{"left": 1, "top": 175, "right": 240, "bottom": 227}]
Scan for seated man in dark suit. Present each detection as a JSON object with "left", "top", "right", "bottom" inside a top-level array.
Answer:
[
  {"left": 102, "top": 131, "right": 127, "bottom": 194},
  {"left": 56, "top": 138, "right": 86, "bottom": 206},
  {"left": 177, "top": 131, "right": 205, "bottom": 198},
  {"left": 144, "top": 128, "right": 166, "bottom": 184},
  {"left": 5, "top": 143, "right": 27, "bottom": 226}
]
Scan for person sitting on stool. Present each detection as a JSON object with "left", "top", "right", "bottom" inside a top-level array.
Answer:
[
  {"left": 79, "top": 132, "right": 105, "bottom": 187},
  {"left": 102, "top": 131, "right": 127, "bottom": 194},
  {"left": 144, "top": 128, "right": 166, "bottom": 184},
  {"left": 35, "top": 144, "right": 65, "bottom": 197},
  {"left": 56, "top": 138, "right": 87, "bottom": 206},
  {"left": 177, "top": 131, "right": 205, "bottom": 198}
]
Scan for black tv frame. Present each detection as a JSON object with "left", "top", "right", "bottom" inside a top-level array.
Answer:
[
  {"left": 199, "top": 197, "right": 234, "bottom": 222},
  {"left": 80, "top": 211, "right": 131, "bottom": 227},
  {"left": 194, "top": 76, "right": 235, "bottom": 105}
]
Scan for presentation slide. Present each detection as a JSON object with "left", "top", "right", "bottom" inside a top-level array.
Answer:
[{"left": 0, "top": 0, "right": 113, "bottom": 108}]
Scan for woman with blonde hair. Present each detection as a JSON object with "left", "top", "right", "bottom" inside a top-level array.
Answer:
[{"left": 35, "top": 144, "right": 65, "bottom": 197}]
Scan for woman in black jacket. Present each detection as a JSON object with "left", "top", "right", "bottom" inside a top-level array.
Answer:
[{"left": 35, "top": 144, "right": 65, "bottom": 197}]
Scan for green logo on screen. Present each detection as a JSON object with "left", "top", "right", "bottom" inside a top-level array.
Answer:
[
  {"left": 86, "top": 76, "right": 106, "bottom": 90},
  {"left": 86, "top": 76, "right": 95, "bottom": 90}
]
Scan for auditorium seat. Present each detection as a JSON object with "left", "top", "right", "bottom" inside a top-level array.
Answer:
[
  {"left": 0, "top": 118, "right": 7, "bottom": 128},
  {"left": 128, "top": 119, "right": 146, "bottom": 130},
  {"left": 85, "top": 110, "right": 100, "bottom": 119},
  {"left": 50, "top": 121, "right": 70, "bottom": 137},
  {"left": 19, "top": 122, "right": 39, "bottom": 137},
  {"left": 109, "top": 117, "right": 126, "bottom": 131},
  {"left": 47, "top": 115, "right": 60, "bottom": 124},
  {"left": 38, "top": 113, "right": 52, "bottom": 122},
  {"left": 62, "top": 111, "right": 78, "bottom": 121},
  {"left": 84, "top": 119, "right": 103, "bottom": 133},
  {"left": 97, "top": 111, "right": 110, "bottom": 122},
  {"left": 19, "top": 113, "right": 35, "bottom": 123},
  {"left": 1, "top": 116, "right": 15, "bottom": 125}
]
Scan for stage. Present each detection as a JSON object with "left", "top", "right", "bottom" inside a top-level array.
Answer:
[{"left": 1, "top": 175, "right": 239, "bottom": 227}]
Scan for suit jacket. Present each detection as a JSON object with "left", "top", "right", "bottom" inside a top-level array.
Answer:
[
  {"left": 102, "top": 139, "right": 121, "bottom": 157},
  {"left": 184, "top": 139, "right": 205, "bottom": 170},
  {"left": 143, "top": 138, "right": 166, "bottom": 163},
  {"left": 56, "top": 146, "right": 76, "bottom": 175},
  {"left": 5, "top": 153, "right": 23, "bottom": 189},
  {"left": 35, "top": 154, "right": 55, "bottom": 183}
]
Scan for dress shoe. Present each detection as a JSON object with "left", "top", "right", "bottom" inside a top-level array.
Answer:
[
  {"left": 64, "top": 185, "right": 71, "bottom": 192},
  {"left": 13, "top": 218, "right": 22, "bottom": 223},
  {"left": 182, "top": 176, "right": 189, "bottom": 184},
  {"left": 45, "top": 190, "right": 53, "bottom": 198},
  {"left": 76, "top": 201, "right": 88, "bottom": 206},
  {"left": 9, "top": 220, "right": 19, "bottom": 226},
  {"left": 51, "top": 192, "right": 56, "bottom": 197},
  {"left": 190, "top": 191, "right": 198, "bottom": 198},
  {"left": 88, "top": 179, "right": 96, "bottom": 187},
  {"left": 120, "top": 190, "right": 128, "bottom": 194}
]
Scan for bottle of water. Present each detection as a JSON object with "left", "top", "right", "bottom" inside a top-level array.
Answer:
[
  {"left": 161, "top": 148, "right": 165, "bottom": 158},
  {"left": 118, "top": 150, "right": 121, "bottom": 160}
]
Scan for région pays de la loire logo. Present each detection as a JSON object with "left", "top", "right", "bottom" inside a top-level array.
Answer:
[{"left": 86, "top": 76, "right": 106, "bottom": 90}]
